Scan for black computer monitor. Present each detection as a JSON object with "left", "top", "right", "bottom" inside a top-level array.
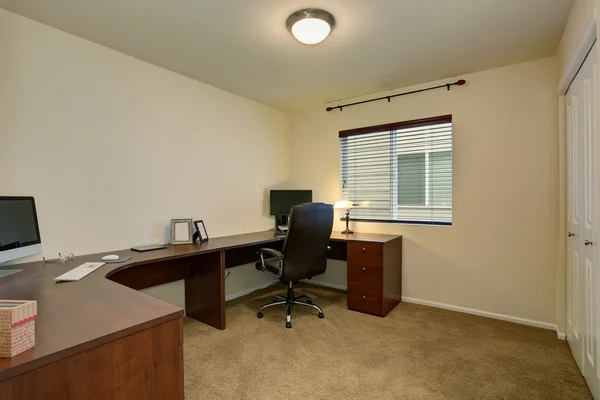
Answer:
[
  {"left": 270, "top": 190, "right": 312, "bottom": 216},
  {"left": 0, "top": 197, "right": 42, "bottom": 263}
]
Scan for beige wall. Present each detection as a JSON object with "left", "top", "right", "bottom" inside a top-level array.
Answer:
[
  {"left": 290, "top": 57, "right": 559, "bottom": 325},
  {"left": 0, "top": 10, "right": 288, "bottom": 300}
]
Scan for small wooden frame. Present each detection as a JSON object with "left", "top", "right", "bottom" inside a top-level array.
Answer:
[{"left": 170, "top": 219, "right": 193, "bottom": 245}]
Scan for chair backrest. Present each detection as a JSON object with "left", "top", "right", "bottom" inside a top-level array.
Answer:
[{"left": 280, "top": 202, "right": 334, "bottom": 283}]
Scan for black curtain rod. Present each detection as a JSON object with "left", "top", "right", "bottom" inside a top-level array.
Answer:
[{"left": 325, "top": 79, "right": 466, "bottom": 112}]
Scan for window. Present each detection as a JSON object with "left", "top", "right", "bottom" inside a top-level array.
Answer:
[{"left": 339, "top": 115, "right": 452, "bottom": 225}]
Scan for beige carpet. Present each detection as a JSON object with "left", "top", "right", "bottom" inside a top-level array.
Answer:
[{"left": 183, "top": 284, "right": 591, "bottom": 400}]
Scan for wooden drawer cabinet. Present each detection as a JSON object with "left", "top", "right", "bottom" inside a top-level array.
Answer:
[{"left": 346, "top": 237, "right": 402, "bottom": 317}]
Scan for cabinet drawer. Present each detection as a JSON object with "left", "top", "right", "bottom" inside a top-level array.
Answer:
[
  {"left": 347, "top": 282, "right": 383, "bottom": 316},
  {"left": 347, "top": 263, "right": 383, "bottom": 287},
  {"left": 347, "top": 243, "right": 383, "bottom": 268}
]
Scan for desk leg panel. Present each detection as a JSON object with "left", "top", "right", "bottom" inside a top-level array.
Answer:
[
  {"left": 382, "top": 237, "right": 403, "bottom": 316},
  {"left": 0, "top": 318, "right": 184, "bottom": 400},
  {"left": 185, "top": 251, "right": 226, "bottom": 330}
]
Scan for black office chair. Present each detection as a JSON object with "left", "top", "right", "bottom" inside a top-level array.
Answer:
[{"left": 255, "top": 202, "right": 333, "bottom": 328}]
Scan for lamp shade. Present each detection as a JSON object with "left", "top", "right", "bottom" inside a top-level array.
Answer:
[
  {"left": 286, "top": 9, "right": 336, "bottom": 45},
  {"left": 334, "top": 200, "right": 353, "bottom": 209}
]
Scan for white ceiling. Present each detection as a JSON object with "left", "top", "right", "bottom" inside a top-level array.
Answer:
[{"left": 0, "top": 0, "right": 574, "bottom": 111}]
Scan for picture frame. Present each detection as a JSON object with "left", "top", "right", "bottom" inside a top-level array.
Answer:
[
  {"left": 171, "top": 219, "right": 194, "bottom": 245},
  {"left": 193, "top": 220, "right": 209, "bottom": 243}
]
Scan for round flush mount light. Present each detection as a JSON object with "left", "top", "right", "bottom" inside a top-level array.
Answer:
[{"left": 286, "top": 8, "right": 336, "bottom": 45}]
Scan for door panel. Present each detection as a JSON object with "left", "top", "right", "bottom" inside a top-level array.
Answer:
[
  {"left": 567, "top": 43, "right": 598, "bottom": 399},
  {"left": 581, "top": 45, "right": 598, "bottom": 399},
  {"left": 567, "top": 78, "right": 584, "bottom": 371},
  {"left": 567, "top": 100, "right": 575, "bottom": 343}
]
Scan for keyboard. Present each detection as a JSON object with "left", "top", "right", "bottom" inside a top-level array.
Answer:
[{"left": 54, "top": 262, "right": 105, "bottom": 282}]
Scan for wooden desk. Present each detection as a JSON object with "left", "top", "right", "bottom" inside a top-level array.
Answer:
[{"left": 0, "top": 231, "right": 401, "bottom": 399}]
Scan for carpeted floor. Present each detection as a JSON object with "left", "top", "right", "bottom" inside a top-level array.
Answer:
[{"left": 183, "top": 284, "right": 591, "bottom": 400}]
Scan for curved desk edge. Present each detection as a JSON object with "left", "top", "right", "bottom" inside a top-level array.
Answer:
[{"left": 0, "top": 230, "right": 401, "bottom": 384}]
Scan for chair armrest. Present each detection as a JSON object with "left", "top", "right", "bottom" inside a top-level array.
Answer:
[
  {"left": 256, "top": 248, "right": 284, "bottom": 279},
  {"left": 256, "top": 248, "right": 284, "bottom": 260}
]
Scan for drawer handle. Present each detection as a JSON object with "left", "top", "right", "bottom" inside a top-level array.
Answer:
[
  {"left": 362, "top": 247, "right": 366, "bottom": 253},
  {"left": 362, "top": 267, "right": 367, "bottom": 272},
  {"left": 362, "top": 295, "right": 366, "bottom": 302}
]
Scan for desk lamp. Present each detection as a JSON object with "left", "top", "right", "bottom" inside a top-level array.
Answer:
[{"left": 334, "top": 200, "right": 354, "bottom": 234}]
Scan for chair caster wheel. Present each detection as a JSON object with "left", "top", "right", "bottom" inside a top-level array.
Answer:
[
  {"left": 257, "top": 312, "right": 263, "bottom": 319},
  {"left": 318, "top": 313, "right": 324, "bottom": 319},
  {"left": 286, "top": 322, "right": 292, "bottom": 329},
  {"left": 273, "top": 297, "right": 278, "bottom": 302},
  {"left": 307, "top": 299, "right": 313, "bottom": 304}
]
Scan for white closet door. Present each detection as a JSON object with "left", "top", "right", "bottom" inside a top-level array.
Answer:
[
  {"left": 582, "top": 44, "right": 598, "bottom": 398},
  {"left": 567, "top": 43, "right": 598, "bottom": 399},
  {"left": 567, "top": 65, "right": 585, "bottom": 372}
]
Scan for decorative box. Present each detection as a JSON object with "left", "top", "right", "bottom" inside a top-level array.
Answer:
[{"left": 0, "top": 300, "right": 37, "bottom": 357}]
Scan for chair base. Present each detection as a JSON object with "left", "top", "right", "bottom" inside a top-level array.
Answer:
[{"left": 257, "top": 282, "right": 324, "bottom": 328}]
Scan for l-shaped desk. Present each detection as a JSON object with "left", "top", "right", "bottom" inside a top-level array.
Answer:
[{"left": 0, "top": 230, "right": 402, "bottom": 400}]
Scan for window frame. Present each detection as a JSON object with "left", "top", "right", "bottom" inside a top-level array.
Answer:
[{"left": 339, "top": 114, "right": 453, "bottom": 226}]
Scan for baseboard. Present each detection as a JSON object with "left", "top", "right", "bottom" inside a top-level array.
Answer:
[
  {"left": 225, "top": 280, "right": 277, "bottom": 301},
  {"left": 301, "top": 280, "right": 348, "bottom": 292},
  {"left": 227, "top": 279, "right": 343, "bottom": 302},
  {"left": 262, "top": 281, "right": 566, "bottom": 339},
  {"left": 402, "top": 296, "right": 558, "bottom": 332}
]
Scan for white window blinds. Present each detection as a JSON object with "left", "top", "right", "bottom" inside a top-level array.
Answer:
[{"left": 339, "top": 115, "right": 453, "bottom": 225}]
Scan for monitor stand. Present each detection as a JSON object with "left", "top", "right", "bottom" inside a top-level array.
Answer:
[
  {"left": 275, "top": 214, "right": 289, "bottom": 235},
  {"left": 0, "top": 269, "right": 23, "bottom": 279}
]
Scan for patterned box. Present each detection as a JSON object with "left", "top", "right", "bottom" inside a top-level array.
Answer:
[{"left": 0, "top": 300, "right": 37, "bottom": 357}]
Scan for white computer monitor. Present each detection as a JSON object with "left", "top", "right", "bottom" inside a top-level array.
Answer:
[{"left": 0, "top": 197, "right": 42, "bottom": 263}]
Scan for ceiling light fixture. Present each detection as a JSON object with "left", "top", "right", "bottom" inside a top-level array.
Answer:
[{"left": 286, "top": 8, "right": 335, "bottom": 45}]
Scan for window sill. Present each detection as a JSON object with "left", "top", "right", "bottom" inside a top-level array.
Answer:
[
  {"left": 340, "top": 218, "right": 452, "bottom": 227},
  {"left": 396, "top": 206, "right": 452, "bottom": 210}
]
